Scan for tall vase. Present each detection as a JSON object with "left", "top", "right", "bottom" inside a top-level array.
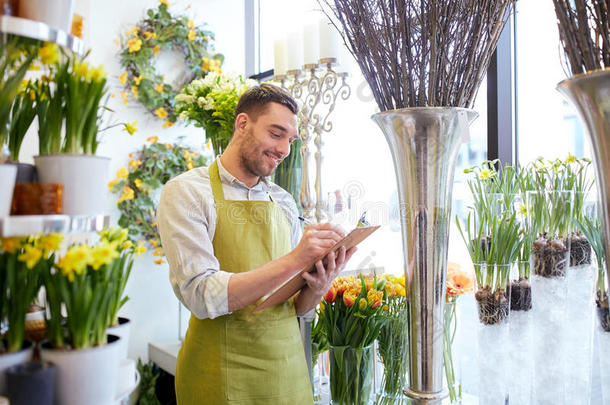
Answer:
[
  {"left": 557, "top": 69, "right": 610, "bottom": 299},
  {"left": 372, "top": 107, "right": 478, "bottom": 400}
]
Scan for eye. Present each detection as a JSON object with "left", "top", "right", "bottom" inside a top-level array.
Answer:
[{"left": 270, "top": 132, "right": 281, "bottom": 138}]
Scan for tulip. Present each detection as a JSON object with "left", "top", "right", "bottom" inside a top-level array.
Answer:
[
  {"left": 324, "top": 286, "right": 337, "bottom": 303},
  {"left": 343, "top": 290, "right": 357, "bottom": 307}
]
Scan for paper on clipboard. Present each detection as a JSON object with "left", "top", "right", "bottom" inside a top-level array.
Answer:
[{"left": 252, "top": 225, "right": 380, "bottom": 313}]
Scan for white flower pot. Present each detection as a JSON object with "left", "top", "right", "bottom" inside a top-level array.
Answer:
[
  {"left": 18, "top": 0, "right": 75, "bottom": 32},
  {"left": 108, "top": 317, "right": 131, "bottom": 360},
  {"left": 0, "top": 164, "right": 17, "bottom": 217},
  {"left": 34, "top": 154, "right": 110, "bottom": 215},
  {"left": 0, "top": 341, "right": 34, "bottom": 395},
  {"left": 40, "top": 335, "right": 121, "bottom": 405}
]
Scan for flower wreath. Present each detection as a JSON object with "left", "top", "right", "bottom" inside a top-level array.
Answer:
[
  {"left": 117, "top": 1, "right": 224, "bottom": 127},
  {"left": 108, "top": 136, "right": 209, "bottom": 264}
]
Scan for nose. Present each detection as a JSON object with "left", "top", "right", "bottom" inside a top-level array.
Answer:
[{"left": 276, "top": 138, "right": 291, "bottom": 158}]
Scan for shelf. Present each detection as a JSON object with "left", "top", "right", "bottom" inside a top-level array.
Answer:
[
  {"left": 0, "top": 15, "right": 85, "bottom": 55},
  {"left": 0, "top": 214, "right": 109, "bottom": 237},
  {"left": 148, "top": 340, "right": 182, "bottom": 376}
]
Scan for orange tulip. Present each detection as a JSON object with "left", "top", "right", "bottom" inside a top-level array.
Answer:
[
  {"left": 324, "top": 286, "right": 337, "bottom": 303},
  {"left": 367, "top": 289, "right": 383, "bottom": 309},
  {"left": 343, "top": 290, "right": 357, "bottom": 307}
]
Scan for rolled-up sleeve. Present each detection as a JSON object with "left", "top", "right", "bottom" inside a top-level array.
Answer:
[{"left": 157, "top": 179, "right": 232, "bottom": 319}]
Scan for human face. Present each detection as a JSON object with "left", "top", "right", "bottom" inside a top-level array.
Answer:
[{"left": 238, "top": 102, "right": 299, "bottom": 179}]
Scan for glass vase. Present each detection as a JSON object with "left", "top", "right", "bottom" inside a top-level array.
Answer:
[
  {"left": 329, "top": 345, "right": 374, "bottom": 405},
  {"left": 376, "top": 315, "right": 408, "bottom": 404},
  {"left": 474, "top": 263, "right": 511, "bottom": 326},
  {"left": 443, "top": 298, "right": 461, "bottom": 404}
]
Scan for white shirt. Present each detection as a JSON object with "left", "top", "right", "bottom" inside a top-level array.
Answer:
[{"left": 156, "top": 157, "right": 302, "bottom": 319}]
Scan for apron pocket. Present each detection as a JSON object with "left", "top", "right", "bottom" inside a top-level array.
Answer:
[{"left": 224, "top": 317, "right": 308, "bottom": 401}]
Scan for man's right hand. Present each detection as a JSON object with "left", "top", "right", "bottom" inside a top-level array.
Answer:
[{"left": 289, "top": 223, "right": 345, "bottom": 269}]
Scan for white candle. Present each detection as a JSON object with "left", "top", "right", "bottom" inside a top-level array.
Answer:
[
  {"left": 273, "top": 39, "right": 287, "bottom": 76},
  {"left": 319, "top": 19, "right": 339, "bottom": 61},
  {"left": 286, "top": 31, "right": 304, "bottom": 71},
  {"left": 303, "top": 24, "right": 319, "bottom": 65}
]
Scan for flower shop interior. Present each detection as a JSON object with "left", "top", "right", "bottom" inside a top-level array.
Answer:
[{"left": 1, "top": 0, "right": 610, "bottom": 404}]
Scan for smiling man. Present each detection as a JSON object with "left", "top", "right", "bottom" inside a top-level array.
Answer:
[{"left": 157, "top": 84, "right": 356, "bottom": 405}]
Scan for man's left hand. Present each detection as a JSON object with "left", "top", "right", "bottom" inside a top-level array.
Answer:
[{"left": 301, "top": 246, "right": 357, "bottom": 296}]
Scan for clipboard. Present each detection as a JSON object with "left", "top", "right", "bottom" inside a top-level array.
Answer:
[{"left": 252, "top": 225, "right": 380, "bottom": 312}]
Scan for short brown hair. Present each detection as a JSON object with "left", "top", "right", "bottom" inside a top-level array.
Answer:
[{"left": 235, "top": 83, "right": 298, "bottom": 122}]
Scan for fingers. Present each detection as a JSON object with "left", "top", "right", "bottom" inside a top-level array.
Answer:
[{"left": 307, "top": 222, "right": 345, "bottom": 238}]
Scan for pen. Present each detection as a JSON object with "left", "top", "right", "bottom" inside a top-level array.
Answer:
[{"left": 298, "top": 216, "right": 313, "bottom": 226}]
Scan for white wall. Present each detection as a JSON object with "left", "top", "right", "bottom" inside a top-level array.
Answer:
[{"left": 18, "top": 0, "right": 245, "bottom": 362}]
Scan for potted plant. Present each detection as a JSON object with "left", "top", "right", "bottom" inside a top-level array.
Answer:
[
  {"left": 39, "top": 226, "right": 144, "bottom": 405},
  {"left": 319, "top": 274, "right": 386, "bottom": 405},
  {"left": 174, "top": 71, "right": 257, "bottom": 156},
  {"left": 0, "top": 234, "right": 61, "bottom": 394}
]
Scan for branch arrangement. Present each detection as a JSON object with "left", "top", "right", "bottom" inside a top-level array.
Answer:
[
  {"left": 553, "top": 0, "right": 610, "bottom": 75},
  {"left": 318, "top": 0, "right": 515, "bottom": 110}
]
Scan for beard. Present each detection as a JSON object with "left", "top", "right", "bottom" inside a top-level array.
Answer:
[{"left": 238, "top": 128, "right": 282, "bottom": 179}]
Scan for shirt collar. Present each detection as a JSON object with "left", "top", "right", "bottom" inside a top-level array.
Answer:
[{"left": 215, "top": 156, "right": 271, "bottom": 190}]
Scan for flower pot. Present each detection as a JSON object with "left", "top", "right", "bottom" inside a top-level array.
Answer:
[
  {"left": 510, "top": 261, "right": 532, "bottom": 311},
  {"left": 0, "top": 163, "right": 17, "bottom": 217},
  {"left": 108, "top": 317, "right": 131, "bottom": 360},
  {"left": 34, "top": 154, "right": 110, "bottom": 215},
  {"left": 0, "top": 341, "right": 33, "bottom": 395},
  {"left": 6, "top": 361, "right": 56, "bottom": 405},
  {"left": 39, "top": 334, "right": 121, "bottom": 405},
  {"left": 7, "top": 162, "right": 38, "bottom": 183},
  {"left": 329, "top": 345, "right": 374, "bottom": 405},
  {"left": 376, "top": 311, "right": 408, "bottom": 403},
  {"left": 597, "top": 292, "right": 610, "bottom": 332},
  {"left": 17, "top": 0, "right": 74, "bottom": 32},
  {"left": 474, "top": 264, "right": 511, "bottom": 326}
]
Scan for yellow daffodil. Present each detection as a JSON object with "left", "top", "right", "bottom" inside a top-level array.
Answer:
[
  {"left": 123, "top": 121, "right": 137, "bottom": 135},
  {"left": 154, "top": 258, "right": 164, "bottom": 265},
  {"left": 155, "top": 83, "right": 164, "bottom": 93},
  {"left": 37, "top": 234, "right": 64, "bottom": 257},
  {"left": 108, "top": 178, "right": 119, "bottom": 192},
  {"left": 160, "top": 0, "right": 170, "bottom": 6},
  {"left": 119, "top": 72, "right": 128, "bottom": 85},
  {"left": 143, "top": 31, "right": 156, "bottom": 40},
  {"left": 74, "top": 61, "right": 89, "bottom": 79},
  {"left": 479, "top": 168, "right": 491, "bottom": 180},
  {"left": 147, "top": 136, "right": 159, "bottom": 143},
  {"left": 134, "top": 178, "right": 143, "bottom": 189},
  {"left": 153, "top": 247, "right": 163, "bottom": 257},
  {"left": 57, "top": 244, "right": 92, "bottom": 281},
  {"left": 162, "top": 120, "right": 174, "bottom": 129},
  {"left": 187, "top": 30, "right": 196, "bottom": 42},
  {"left": 122, "top": 240, "right": 134, "bottom": 250},
  {"left": 0, "top": 237, "right": 24, "bottom": 254},
  {"left": 118, "top": 186, "right": 135, "bottom": 204},
  {"left": 131, "top": 86, "right": 139, "bottom": 100},
  {"left": 89, "top": 242, "right": 120, "bottom": 270},
  {"left": 133, "top": 75, "right": 142, "bottom": 85},
  {"left": 129, "top": 159, "right": 142, "bottom": 171},
  {"left": 127, "top": 38, "right": 142, "bottom": 53},
  {"left": 18, "top": 245, "right": 43, "bottom": 269},
  {"left": 566, "top": 153, "right": 576, "bottom": 164},
  {"left": 38, "top": 43, "right": 59, "bottom": 65},
  {"left": 149, "top": 239, "right": 159, "bottom": 248},
  {"left": 120, "top": 91, "right": 129, "bottom": 105},
  {"left": 186, "top": 160, "right": 194, "bottom": 170},
  {"left": 155, "top": 108, "right": 168, "bottom": 119},
  {"left": 187, "top": 19, "right": 195, "bottom": 29},
  {"left": 99, "top": 227, "right": 129, "bottom": 244},
  {"left": 135, "top": 241, "right": 147, "bottom": 257},
  {"left": 116, "top": 167, "right": 129, "bottom": 180},
  {"left": 127, "top": 27, "right": 140, "bottom": 37},
  {"left": 165, "top": 143, "right": 174, "bottom": 149},
  {"left": 153, "top": 45, "right": 161, "bottom": 56},
  {"left": 151, "top": 222, "right": 158, "bottom": 227},
  {"left": 90, "top": 65, "right": 107, "bottom": 81}
]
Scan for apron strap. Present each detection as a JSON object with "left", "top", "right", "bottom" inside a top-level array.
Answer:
[{"left": 208, "top": 160, "right": 226, "bottom": 203}]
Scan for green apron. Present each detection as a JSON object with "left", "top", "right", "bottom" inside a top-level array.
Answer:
[{"left": 175, "top": 161, "right": 313, "bottom": 405}]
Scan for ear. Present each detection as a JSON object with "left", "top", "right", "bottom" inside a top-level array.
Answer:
[{"left": 234, "top": 112, "right": 248, "bottom": 135}]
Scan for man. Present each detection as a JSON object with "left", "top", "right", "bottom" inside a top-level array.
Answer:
[{"left": 157, "top": 83, "right": 356, "bottom": 404}]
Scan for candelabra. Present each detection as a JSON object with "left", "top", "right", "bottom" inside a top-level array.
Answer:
[{"left": 275, "top": 58, "right": 351, "bottom": 223}]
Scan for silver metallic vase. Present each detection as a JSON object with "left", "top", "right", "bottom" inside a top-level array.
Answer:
[
  {"left": 558, "top": 69, "right": 610, "bottom": 294},
  {"left": 372, "top": 107, "right": 478, "bottom": 400}
]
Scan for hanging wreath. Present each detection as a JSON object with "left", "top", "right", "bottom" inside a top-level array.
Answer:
[
  {"left": 108, "top": 137, "right": 209, "bottom": 264},
  {"left": 117, "top": 1, "right": 224, "bottom": 127}
]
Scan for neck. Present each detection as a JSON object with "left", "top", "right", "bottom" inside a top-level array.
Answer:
[{"left": 219, "top": 146, "right": 260, "bottom": 188}]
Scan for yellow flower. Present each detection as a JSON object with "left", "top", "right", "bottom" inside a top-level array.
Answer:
[
  {"left": 116, "top": 167, "right": 129, "bottom": 180},
  {"left": 187, "top": 30, "right": 196, "bottom": 42},
  {"left": 89, "top": 242, "right": 120, "bottom": 270},
  {"left": 566, "top": 153, "right": 576, "bottom": 164},
  {"left": 120, "top": 91, "right": 129, "bottom": 105},
  {"left": 123, "top": 121, "right": 137, "bottom": 135},
  {"left": 154, "top": 258, "right": 164, "bottom": 265},
  {"left": 155, "top": 83, "right": 164, "bottom": 93},
  {"left": 134, "top": 178, "right": 143, "bottom": 189},
  {"left": 155, "top": 108, "right": 168, "bottom": 119},
  {"left": 122, "top": 240, "right": 134, "bottom": 250},
  {"left": 75, "top": 61, "right": 89, "bottom": 79},
  {"left": 186, "top": 160, "right": 194, "bottom": 170},
  {"left": 37, "top": 234, "right": 64, "bottom": 256},
  {"left": 358, "top": 297, "right": 368, "bottom": 311},
  {"left": 126, "top": 27, "right": 140, "bottom": 37},
  {"left": 131, "top": 86, "right": 139, "bottom": 100},
  {"left": 153, "top": 45, "right": 161, "bottom": 56},
  {"left": 129, "top": 159, "right": 142, "bottom": 171},
  {"left": 38, "top": 43, "right": 59, "bottom": 65},
  {"left": 147, "top": 136, "right": 159, "bottom": 143},
  {"left": 160, "top": 0, "right": 170, "bottom": 6},
  {"left": 151, "top": 221, "right": 158, "bottom": 227},
  {"left": 119, "top": 72, "right": 128, "bottom": 85},
  {"left": 57, "top": 244, "right": 92, "bottom": 281},
  {"left": 149, "top": 239, "right": 159, "bottom": 248},
  {"left": 118, "top": 186, "right": 135, "bottom": 204},
  {"left": 70, "top": 14, "right": 83, "bottom": 38},
  {"left": 90, "top": 65, "right": 106, "bottom": 81},
  {"left": 165, "top": 143, "right": 174, "bottom": 149},
  {"left": 153, "top": 247, "right": 163, "bottom": 257},
  {"left": 143, "top": 31, "right": 156, "bottom": 40},
  {"left": 127, "top": 38, "right": 142, "bottom": 53},
  {"left": 133, "top": 75, "right": 142, "bottom": 85},
  {"left": 479, "top": 168, "right": 491, "bottom": 180},
  {"left": 135, "top": 241, "right": 147, "bottom": 257},
  {"left": 99, "top": 227, "right": 129, "bottom": 244},
  {"left": 187, "top": 19, "right": 194, "bottom": 29},
  {"left": 108, "top": 178, "right": 119, "bottom": 192},
  {"left": 18, "top": 245, "right": 43, "bottom": 269},
  {"left": 0, "top": 237, "right": 25, "bottom": 254},
  {"left": 162, "top": 120, "right": 174, "bottom": 129}
]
